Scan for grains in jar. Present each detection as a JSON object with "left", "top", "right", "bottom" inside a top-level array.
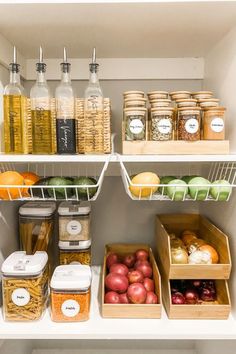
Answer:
[
  {"left": 177, "top": 107, "right": 201, "bottom": 141},
  {"left": 124, "top": 108, "right": 147, "bottom": 141},
  {"left": 2, "top": 251, "right": 48, "bottom": 321},
  {"left": 59, "top": 240, "right": 91, "bottom": 265},
  {"left": 50, "top": 265, "right": 91, "bottom": 322},
  {"left": 202, "top": 107, "right": 226, "bottom": 140},
  {"left": 151, "top": 108, "right": 174, "bottom": 141},
  {"left": 58, "top": 202, "right": 91, "bottom": 242}
]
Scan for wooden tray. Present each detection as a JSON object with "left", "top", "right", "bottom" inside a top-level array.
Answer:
[
  {"left": 122, "top": 140, "right": 229, "bottom": 155},
  {"left": 162, "top": 276, "right": 231, "bottom": 319},
  {"left": 101, "top": 243, "right": 162, "bottom": 319},
  {"left": 156, "top": 214, "right": 231, "bottom": 279}
]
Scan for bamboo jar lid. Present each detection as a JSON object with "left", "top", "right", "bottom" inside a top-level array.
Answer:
[{"left": 170, "top": 91, "right": 191, "bottom": 100}]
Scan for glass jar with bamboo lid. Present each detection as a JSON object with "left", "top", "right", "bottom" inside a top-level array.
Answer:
[
  {"left": 177, "top": 107, "right": 201, "bottom": 141},
  {"left": 124, "top": 107, "right": 147, "bottom": 141},
  {"left": 151, "top": 107, "right": 174, "bottom": 141},
  {"left": 202, "top": 107, "right": 226, "bottom": 140}
]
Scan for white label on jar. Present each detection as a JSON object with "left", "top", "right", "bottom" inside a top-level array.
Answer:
[
  {"left": 66, "top": 220, "right": 82, "bottom": 235},
  {"left": 129, "top": 119, "right": 144, "bottom": 135},
  {"left": 211, "top": 117, "right": 224, "bottom": 133},
  {"left": 11, "top": 288, "right": 30, "bottom": 307},
  {"left": 157, "top": 118, "right": 171, "bottom": 134},
  {"left": 61, "top": 299, "right": 80, "bottom": 317},
  {"left": 185, "top": 118, "right": 199, "bottom": 134}
]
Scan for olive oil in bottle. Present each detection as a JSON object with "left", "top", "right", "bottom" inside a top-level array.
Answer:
[
  {"left": 30, "top": 46, "right": 53, "bottom": 154},
  {"left": 4, "top": 46, "right": 28, "bottom": 154},
  {"left": 84, "top": 48, "right": 104, "bottom": 154},
  {"left": 55, "top": 48, "right": 76, "bottom": 154}
]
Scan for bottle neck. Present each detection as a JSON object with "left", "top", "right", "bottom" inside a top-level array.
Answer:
[
  {"left": 61, "top": 71, "right": 71, "bottom": 84},
  {"left": 89, "top": 71, "right": 100, "bottom": 86},
  {"left": 36, "top": 71, "right": 46, "bottom": 84},
  {"left": 10, "top": 71, "right": 20, "bottom": 85}
]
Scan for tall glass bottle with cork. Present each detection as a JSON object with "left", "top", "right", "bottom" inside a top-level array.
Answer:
[
  {"left": 30, "top": 46, "right": 52, "bottom": 154},
  {"left": 4, "top": 47, "right": 27, "bottom": 154},
  {"left": 55, "top": 48, "right": 76, "bottom": 154},
  {"left": 84, "top": 48, "right": 104, "bottom": 154}
]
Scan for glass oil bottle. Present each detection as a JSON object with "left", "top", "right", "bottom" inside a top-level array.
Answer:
[
  {"left": 84, "top": 48, "right": 104, "bottom": 154},
  {"left": 4, "top": 47, "right": 28, "bottom": 154},
  {"left": 30, "top": 46, "right": 53, "bottom": 154},
  {"left": 55, "top": 48, "right": 76, "bottom": 154}
]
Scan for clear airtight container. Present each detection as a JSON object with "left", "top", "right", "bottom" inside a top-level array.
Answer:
[
  {"left": 2, "top": 251, "right": 48, "bottom": 321},
  {"left": 59, "top": 240, "right": 91, "bottom": 265},
  {"left": 50, "top": 265, "right": 92, "bottom": 322},
  {"left": 58, "top": 202, "right": 91, "bottom": 242}
]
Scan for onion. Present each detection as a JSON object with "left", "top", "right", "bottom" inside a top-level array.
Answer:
[
  {"left": 171, "top": 247, "right": 188, "bottom": 264},
  {"left": 106, "top": 253, "right": 119, "bottom": 269},
  {"left": 171, "top": 292, "right": 185, "bottom": 305},
  {"left": 188, "top": 250, "right": 212, "bottom": 264},
  {"left": 127, "top": 283, "right": 147, "bottom": 304},
  {"left": 184, "top": 288, "right": 199, "bottom": 304},
  {"left": 200, "top": 285, "right": 216, "bottom": 302},
  {"left": 192, "top": 280, "right": 202, "bottom": 288},
  {"left": 135, "top": 249, "right": 149, "bottom": 261},
  {"left": 135, "top": 261, "right": 153, "bottom": 278},
  {"left": 143, "top": 278, "right": 155, "bottom": 292},
  {"left": 105, "top": 273, "right": 129, "bottom": 293},
  {"left": 105, "top": 291, "right": 120, "bottom": 304},
  {"left": 127, "top": 270, "right": 144, "bottom": 284},
  {"left": 145, "top": 291, "right": 158, "bottom": 304},
  {"left": 119, "top": 292, "right": 129, "bottom": 304},
  {"left": 110, "top": 263, "right": 129, "bottom": 276},
  {"left": 123, "top": 253, "right": 136, "bottom": 268}
]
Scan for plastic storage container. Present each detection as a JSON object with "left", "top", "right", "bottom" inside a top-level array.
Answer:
[
  {"left": 19, "top": 202, "right": 56, "bottom": 254},
  {"left": 150, "top": 108, "right": 174, "bottom": 141},
  {"left": 177, "top": 107, "right": 201, "bottom": 141},
  {"left": 59, "top": 240, "right": 91, "bottom": 265},
  {"left": 202, "top": 107, "right": 226, "bottom": 140},
  {"left": 2, "top": 251, "right": 48, "bottom": 321},
  {"left": 50, "top": 264, "right": 92, "bottom": 322},
  {"left": 58, "top": 202, "right": 91, "bottom": 242}
]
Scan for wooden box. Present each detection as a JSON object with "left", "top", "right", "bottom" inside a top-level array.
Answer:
[
  {"left": 122, "top": 140, "right": 230, "bottom": 155},
  {"left": 102, "top": 243, "right": 162, "bottom": 318},
  {"left": 162, "top": 277, "right": 231, "bottom": 319},
  {"left": 156, "top": 214, "right": 231, "bottom": 279}
]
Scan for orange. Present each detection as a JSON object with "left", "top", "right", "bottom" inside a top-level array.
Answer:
[
  {"left": 0, "top": 171, "right": 25, "bottom": 200},
  {"left": 21, "top": 172, "right": 40, "bottom": 197}
]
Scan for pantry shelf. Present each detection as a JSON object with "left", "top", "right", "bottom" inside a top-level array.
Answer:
[{"left": 0, "top": 266, "right": 235, "bottom": 340}]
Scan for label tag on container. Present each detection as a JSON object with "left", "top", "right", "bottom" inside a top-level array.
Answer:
[
  {"left": 129, "top": 119, "right": 144, "bottom": 135},
  {"left": 185, "top": 118, "right": 199, "bottom": 134},
  {"left": 157, "top": 118, "right": 172, "bottom": 134},
  {"left": 11, "top": 288, "right": 30, "bottom": 307},
  {"left": 67, "top": 220, "right": 82, "bottom": 235},
  {"left": 61, "top": 299, "right": 80, "bottom": 317},
  {"left": 211, "top": 117, "right": 224, "bottom": 133}
]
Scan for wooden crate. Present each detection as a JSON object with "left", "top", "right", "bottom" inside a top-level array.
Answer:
[
  {"left": 156, "top": 214, "right": 231, "bottom": 279},
  {"left": 162, "top": 276, "right": 231, "bottom": 319},
  {"left": 102, "top": 243, "right": 162, "bottom": 318},
  {"left": 122, "top": 140, "right": 229, "bottom": 155}
]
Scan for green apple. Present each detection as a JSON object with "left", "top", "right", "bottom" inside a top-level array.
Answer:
[
  {"left": 188, "top": 177, "right": 210, "bottom": 201},
  {"left": 210, "top": 180, "right": 232, "bottom": 201},
  {"left": 167, "top": 179, "right": 188, "bottom": 201},
  {"left": 160, "top": 176, "right": 176, "bottom": 195}
]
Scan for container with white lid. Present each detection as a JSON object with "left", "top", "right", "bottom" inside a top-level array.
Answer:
[
  {"left": 2, "top": 251, "right": 49, "bottom": 321},
  {"left": 19, "top": 202, "right": 56, "bottom": 255},
  {"left": 50, "top": 265, "right": 92, "bottom": 322},
  {"left": 59, "top": 239, "right": 91, "bottom": 265},
  {"left": 58, "top": 201, "right": 91, "bottom": 242}
]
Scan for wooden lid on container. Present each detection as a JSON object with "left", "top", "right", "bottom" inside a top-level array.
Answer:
[
  {"left": 192, "top": 91, "right": 213, "bottom": 96},
  {"left": 178, "top": 106, "right": 201, "bottom": 111},
  {"left": 151, "top": 107, "right": 174, "bottom": 113},
  {"left": 176, "top": 99, "right": 197, "bottom": 104},
  {"left": 123, "top": 90, "right": 144, "bottom": 96},
  {"left": 147, "top": 91, "right": 169, "bottom": 96},
  {"left": 203, "top": 106, "right": 226, "bottom": 111},
  {"left": 170, "top": 91, "right": 191, "bottom": 96}
]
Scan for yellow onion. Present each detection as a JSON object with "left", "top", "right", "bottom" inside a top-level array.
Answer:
[
  {"left": 171, "top": 247, "right": 188, "bottom": 264},
  {"left": 187, "top": 238, "right": 206, "bottom": 254},
  {"left": 170, "top": 237, "right": 185, "bottom": 249},
  {"left": 188, "top": 250, "right": 212, "bottom": 264}
]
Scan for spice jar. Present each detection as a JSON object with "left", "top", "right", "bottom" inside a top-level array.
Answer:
[
  {"left": 192, "top": 91, "right": 213, "bottom": 100},
  {"left": 202, "top": 107, "right": 226, "bottom": 140},
  {"left": 124, "top": 108, "right": 147, "bottom": 141},
  {"left": 59, "top": 240, "right": 91, "bottom": 265},
  {"left": 177, "top": 107, "right": 201, "bottom": 141},
  {"left": 147, "top": 91, "right": 169, "bottom": 100},
  {"left": 151, "top": 108, "right": 174, "bottom": 141},
  {"left": 123, "top": 91, "right": 144, "bottom": 100},
  {"left": 124, "top": 98, "right": 147, "bottom": 108},
  {"left": 170, "top": 91, "right": 191, "bottom": 101},
  {"left": 2, "top": 251, "right": 48, "bottom": 321},
  {"left": 58, "top": 202, "right": 91, "bottom": 242},
  {"left": 19, "top": 202, "right": 56, "bottom": 254},
  {"left": 50, "top": 265, "right": 91, "bottom": 322}
]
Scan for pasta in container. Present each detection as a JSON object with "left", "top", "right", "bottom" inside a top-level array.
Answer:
[
  {"left": 59, "top": 240, "right": 91, "bottom": 265},
  {"left": 2, "top": 251, "right": 48, "bottom": 321},
  {"left": 50, "top": 264, "right": 92, "bottom": 322}
]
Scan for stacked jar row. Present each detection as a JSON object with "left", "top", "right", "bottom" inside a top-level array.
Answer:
[{"left": 123, "top": 90, "right": 226, "bottom": 142}]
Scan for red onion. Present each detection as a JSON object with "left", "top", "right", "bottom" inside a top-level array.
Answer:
[
  {"left": 200, "top": 287, "right": 216, "bottom": 302},
  {"left": 192, "top": 280, "right": 202, "bottom": 288},
  {"left": 145, "top": 291, "right": 158, "bottom": 304},
  {"left": 143, "top": 278, "right": 154, "bottom": 292},
  {"left": 127, "top": 283, "right": 147, "bottom": 304},
  {"left": 123, "top": 254, "right": 136, "bottom": 268},
  {"left": 105, "top": 273, "right": 129, "bottom": 293},
  {"left": 106, "top": 253, "right": 119, "bottom": 269},
  {"left": 135, "top": 249, "right": 149, "bottom": 261},
  {"left": 184, "top": 288, "right": 199, "bottom": 304},
  {"left": 127, "top": 270, "right": 144, "bottom": 284},
  {"left": 105, "top": 291, "right": 120, "bottom": 304},
  {"left": 171, "top": 292, "right": 185, "bottom": 305},
  {"left": 110, "top": 263, "right": 129, "bottom": 276}
]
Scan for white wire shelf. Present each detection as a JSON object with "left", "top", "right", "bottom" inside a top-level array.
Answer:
[
  {"left": 119, "top": 157, "right": 236, "bottom": 201},
  {"left": 0, "top": 157, "right": 110, "bottom": 201}
]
